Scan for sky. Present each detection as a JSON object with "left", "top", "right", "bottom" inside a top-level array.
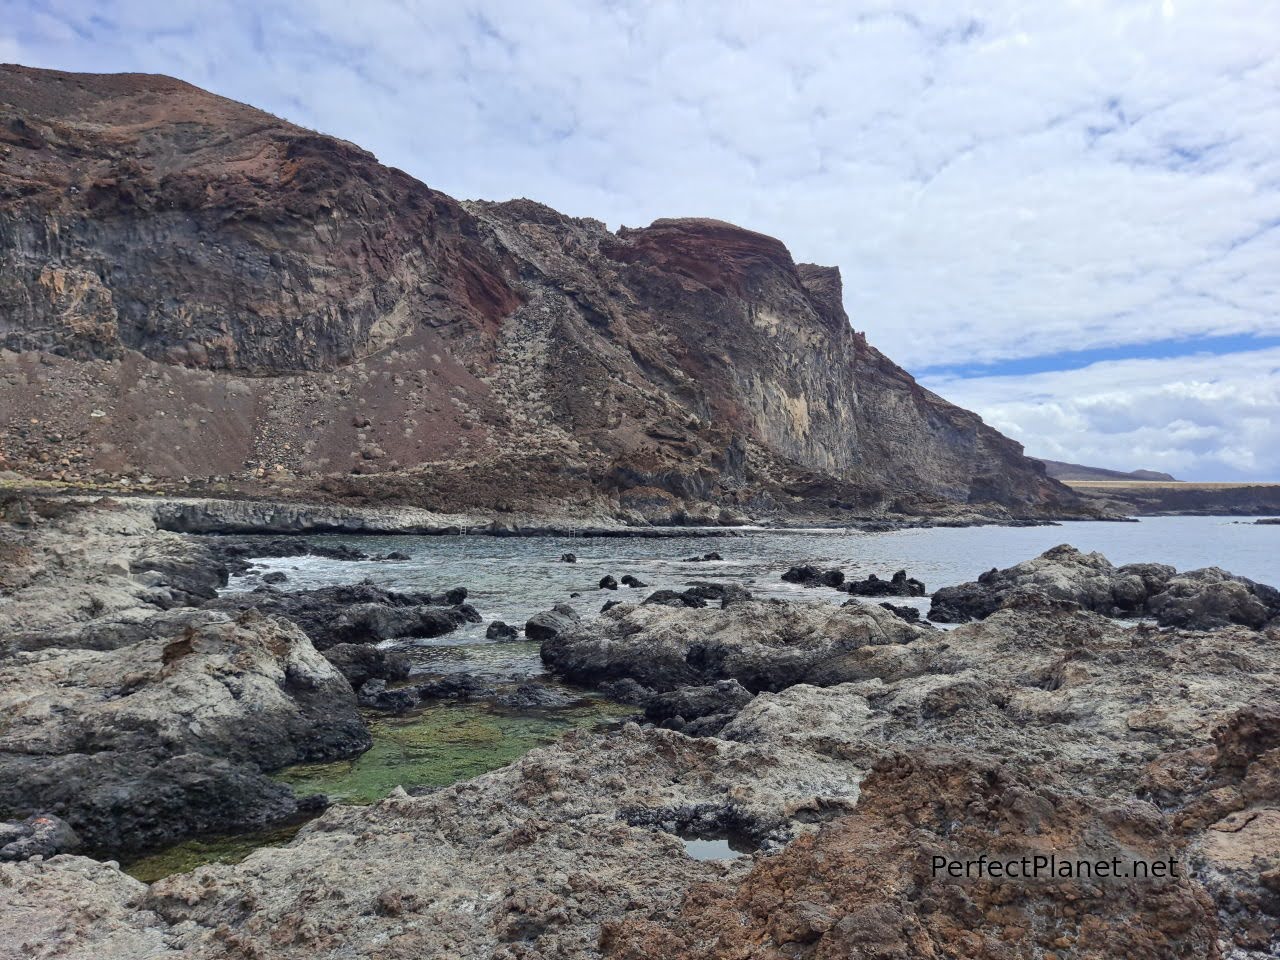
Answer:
[{"left": 2, "top": 0, "right": 1278, "bottom": 480}]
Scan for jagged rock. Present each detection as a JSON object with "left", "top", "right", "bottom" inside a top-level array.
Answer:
[
  {"left": 321, "top": 643, "right": 411, "bottom": 689},
  {"left": 842, "top": 569, "right": 925, "bottom": 597},
  {"left": 203, "top": 581, "right": 474, "bottom": 649},
  {"left": 781, "top": 564, "right": 844, "bottom": 587},
  {"left": 877, "top": 601, "right": 923, "bottom": 623},
  {"left": 560, "top": 553, "right": 578, "bottom": 563},
  {"left": 644, "top": 680, "right": 755, "bottom": 735},
  {"left": 599, "top": 575, "right": 618, "bottom": 590},
  {"left": 261, "top": 571, "right": 288, "bottom": 584},
  {"left": 0, "top": 813, "right": 81, "bottom": 861},
  {"left": 485, "top": 620, "right": 519, "bottom": 641},
  {"left": 929, "top": 545, "right": 1278, "bottom": 630},
  {"left": 642, "top": 589, "right": 708, "bottom": 609},
  {"left": 620, "top": 574, "right": 647, "bottom": 588},
  {"left": 601, "top": 600, "right": 623, "bottom": 613},
  {"left": 1146, "top": 567, "right": 1280, "bottom": 630},
  {"left": 0, "top": 610, "right": 368, "bottom": 858},
  {"left": 524, "top": 604, "right": 582, "bottom": 643},
  {"left": 542, "top": 599, "right": 927, "bottom": 692}
]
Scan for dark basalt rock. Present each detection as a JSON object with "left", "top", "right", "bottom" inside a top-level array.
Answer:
[
  {"left": 600, "top": 575, "right": 619, "bottom": 590},
  {"left": 601, "top": 600, "right": 623, "bottom": 613},
  {"left": 683, "top": 581, "right": 753, "bottom": 607},
  {"left": 322, "top": 643, "right": 411, "bottom": 689},
  {"left": 876, "top": 602, "right": 924, "bottom": 623},
  {"left": 202, "top": 580, "right": 474, "bottom": 649},
  {"left": 843, "top": 570, "right": 926, "bottom": 597},
  {"left": 0, "top": 813, "right": 81, "bottom": 862},
  {"left": 262, "top": 571, "right": 288, "bottom": 584},
  {"left": 525, "top": 604, "right": 582, "bottom": 642},
  {"left": 486, "top": 620, "right": 519, "bottom": 641},
  {"left": 782, "top": 565, "right": 844, "bottom": 587},
  {"left": 493, "top": 682, "right": 577, "bottom": 710},
  {"left": 560, "top": 553, "right": 578, "bottom": 563},
  {"left": 416, "top": 675, "right": 493, "bottom": 701},
  {"left": 643, "top": 589, "right": 708, "bottom": 609},
  {"left": 620, "top": 574, "right": 647, "bottom": 588},
  {"left": 683, "top": 552, "right": 724, "bottom": 562},
  {"left": 643, "top": 679, "right": 754, "bottom": 736},
  {"left": 928, "top": 545, "right": 1279, "bottom": 630},
  {"left": 357, "top": 679, "right": 419, "bottom": 713},
  {"left": 381, "top": 551, "right": 411, "bottom": 561}
]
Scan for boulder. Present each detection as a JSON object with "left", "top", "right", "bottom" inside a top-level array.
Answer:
[
  {"left": 525, "top": 604, "right": 582, "bottom": 642},
  {"left": 322, "top": 643, "right": 411, "bottom": 689},
  {"left": 781, "top": 564, "right": 844, "bottom": 587},
  {"left": 542, "top": 599, "right": 927, "bottom": 692},
  {"left": 0, "top": 813, "right": 81, "bottom": 861},
  {"left": 600, "top": 575, "right": 619, "bottom": 590},
  {"left": 485, "top": 620, "right": 519, "bottom": 641},
  {"left": 620, "top": 574, "right": 647, "bottom": 588},
  {"left": 357, "top": 679, "right": 419, "bottom": 713},
  {"left": 1147, "top": 568, "right": 1280, "bottom": 630}
]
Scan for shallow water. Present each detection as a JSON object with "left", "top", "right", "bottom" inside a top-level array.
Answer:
[{"left": 227, "top": 516, "right": 1278, "bottom": 682}]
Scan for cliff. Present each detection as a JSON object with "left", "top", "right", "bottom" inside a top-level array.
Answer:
[{"left": 0, "top": 64, "right": 1083, "bottom": 521}]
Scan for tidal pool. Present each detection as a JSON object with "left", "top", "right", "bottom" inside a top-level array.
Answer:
[{"left": 125, "top": 696, "right": 633, "bottom": 881}]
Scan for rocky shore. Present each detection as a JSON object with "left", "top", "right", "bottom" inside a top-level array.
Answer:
[{"left": 2, "top": 495, "right": 1278, "bottom": 958}]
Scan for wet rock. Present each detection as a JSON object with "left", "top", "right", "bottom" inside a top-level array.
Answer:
[
  {"left": 524, "top": 604, "right": 582, "bottom": 642},
  {"left": 842, "top": 569, "right": 925, "bottom": 597},
  {"left": 485, "top": 620, "right": 519, "bottom": 641},
  {"left": 261, "top": 571, "right": 288, "bottom": 584},
  {"left": 0, "top": 813, "right": 81, "bottom": 861},
  {"left": 494, "top": 682, "right": 577, "bottom": 710},
  {"left": 620, "top": 574, "right": 647, "bottom": 588},
  {"left": 683, "top": 552, "right": 723, "bottom": 562},
  {"left": 416, "top": 675, "right": 493, "bottom": 701},
  {"left": 599, "top": 575, "right": 619, "bottom": 590},
  {"left": 601, "top": 599, "right": 623, "bottom": 613},
  {"left": 381, "top": 550, "right": 411, "bottom": 561},
  {"left": 781, "top": 564, "right": 844, "bottom": 587},
  {"left": 322, "top": 643, "right": 411, "bottom": 689},
  {"left": 357, "top": 679, "right": 419, "bottom": 713},
  {"left": 560, "top": 553, "right": 577, "bottom": 563}
]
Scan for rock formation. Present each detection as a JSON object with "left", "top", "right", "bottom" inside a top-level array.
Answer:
[{"left": 0, "top": 64, "right": 1087, "bottom": 522}]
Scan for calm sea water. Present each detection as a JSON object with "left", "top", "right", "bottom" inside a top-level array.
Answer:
[{"left": 225, "top": 516, "right": 1277, "bottom": 684}]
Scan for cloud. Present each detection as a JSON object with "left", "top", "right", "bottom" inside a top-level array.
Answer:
[
  {"left": 923, "top": 348, "right": 1280, "bottom": 481},
  {"left": 2, "top": 0, "right": 1277, "bottom": 476}
]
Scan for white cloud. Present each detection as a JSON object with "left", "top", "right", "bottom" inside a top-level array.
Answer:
[{"left": 923, "top": 348, "right": 1280, "bottom": 480}]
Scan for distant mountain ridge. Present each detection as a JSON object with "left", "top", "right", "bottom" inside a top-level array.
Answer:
[
  {"left": 1035, "top": 459, "right": 1179, "bottom": 483},
  {"left": 0, "top": 64, "right": 1091, "bottom": 521}
]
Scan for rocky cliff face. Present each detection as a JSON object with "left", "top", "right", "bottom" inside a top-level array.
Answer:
[{"left": 0, "top": 64, "right": 1080, "bottom": 519}]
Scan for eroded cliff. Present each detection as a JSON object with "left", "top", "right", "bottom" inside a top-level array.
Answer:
[{"left": 0, "top": 64, "right": 1082, "bottom": 521}]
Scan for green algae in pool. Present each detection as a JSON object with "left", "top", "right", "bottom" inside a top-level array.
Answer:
[
  {"left": 125, "top": 698, "right": 633, "bottom": 881},
  {"left": 274, "top": 699, "right": 634, "bottom": 804},
  {"left": 125, "top": 818, "right": 311, "bottom": 883}
]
